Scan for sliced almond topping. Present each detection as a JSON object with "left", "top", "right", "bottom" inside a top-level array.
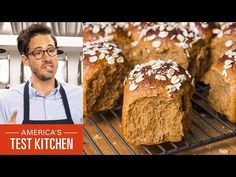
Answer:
[
  {"left": 225, "top": 49, "right": 236, "bottom": 57},
  {"left": 183, "top": 30, "right": 189, "bottom": 38},
  {"left": 127, "top": 58, "right": 190, "bottom": 94},
  {"left": 92, "top": 25, "right": 100, "bottom": 33},
  {"left": 89, "top": 56, "right": 98, "bottom": 62},
  {"left": 225, "top": 40, "right": 233, "bottom": 48},
  {"left": 224, "top": 64, "right": 232, "bottom": 69},
  {"left": 170, "top": 65, "right": 180, "bottom": 71},
  {"left": 116, "top": 57, "right": 124, "bottom": 63},
  {"left": 155, "top": 74, "right": 166, "bottom": 81},
  {"left": 107, "top": 56, "right": 115, "bottom": 65},
  {"left": 129, "top": 83, "right": 138, "bottom": 91},
  {"left": 185, "top": 50, "right": 190, "bottom": 58},
  {"left": 86, "top": 50, "right": 96, "bottom": 55},
  {"left": 217, "top": 31, "right": 223, "bottom": 38},
  {"left": 178, "top": 74, "right": 187, "bottom": 81},
  {"left": 135, "top": 74, "right": 145, "bottom": 83},
  {"left": 158, "top": 31, "right": 169, "bottom": 38},
  {"left": 225, "top": 59, "right": 234, "bottom": 65},
  {"left": 152, "top": 62, "right": 162, "bottom": 70},
  {"left": 105, "top": 26, "right": 112, "bottom": 34},
  {"left": 188, "top": 32, "right": 194, "bottom": 38},
  {"left": 146, "top": 34, "right": 156, "bottom": 41},
  {"left": 174, "top": 82, "right": 182, "bottom": 90},
  {"left": 147, "top": 70, "right": 152, "bottom": 76},
  {"left": 201, "top": 23, "right": 208, "bottom": 28},
  {"left": 167, "top": 68, "right": 175, "bottom": 76},
  {"left": 159, "top": 24, "right": 165, "bottom": 31},
  {"left": 152, "top": 40, "right": 161, "bottom": 48},
  {"left": 112, "top": 52, "right": 119, "bottom": 58},
  {"left": 222, "top": 69, "right": 227, "bottom": 77},
  {"left": 134, "top": 64, "right": 143, "bottom": 72},
  {"left": 171, "top": 75, "right": 181, "bottom": 84},
  {"left": 177, "top": 34, "right": 185, "bottom": 42},
  {"left": 170, "top": 35, "right": 176, "bottom": 40},
  {"left": 166, "top": 85, "right": 176, "bottom": 93},
  {"left": 99, "top": 52, "right": 105, "bottom": 59},
  {"left": 100, "top": 49, "right": 109, "bottom": 54},
  {"left": 185, "top": 70, "right": 191, "bottom": 78},
  {"left": 175, "top": 42, "right": 189, "bottom": 49},
  {"left": 213, "top": 28, "right": 221, "bottom": 34},
  {"left": 166, "top": 25, "right": 174, "bottom": 31}
]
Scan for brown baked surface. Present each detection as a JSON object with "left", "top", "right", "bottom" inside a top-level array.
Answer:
[
  {"left": 126, "top": 22, "right": 210, "bottom": 80},
  {"left": 83, "top": 42, "right": 130, "bottom": 117},
  {"left": 122, "top": 59, "right": 195, "bottom": 146},
  {"left": 83, "top": 22, "right": 132, "bottom": 58},
  {"left": 203, "top": 48, "right": 236, "bottom": 122}
]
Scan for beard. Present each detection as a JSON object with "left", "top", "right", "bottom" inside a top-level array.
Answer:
[{"left": 30, "top": 62, "right": 58, "bottom": 81}]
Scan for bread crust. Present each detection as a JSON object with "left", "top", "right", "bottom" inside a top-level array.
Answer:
[
  {"left": 122, "top": 59, "right": 195, "bottom": 146},
  {"left": 83, "top": 42, "right": 129, "bottom": 117},
  {"left": 127, "top": 22, "right": 209, "bottom": 80}
]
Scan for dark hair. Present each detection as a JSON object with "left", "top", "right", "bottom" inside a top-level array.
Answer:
[{"left": 17, "top": 24, "right": 57, "bottom": 55}]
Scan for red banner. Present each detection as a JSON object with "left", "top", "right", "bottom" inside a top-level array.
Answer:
[{"left": 0, "top": 125, "right": 83, "bottom": 155}]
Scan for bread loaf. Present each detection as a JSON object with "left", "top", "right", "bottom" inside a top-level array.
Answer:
[
  {"left": 203, "top": 48, "right": 236, "bottom": 122},
  {"left": 201, "top": 22, "right": 236, "bottom": 84},
  {"left": 127, "top": 22, "right": 208, "bottom": 80},
  {"left": 122, "top": 59, "right": 195, "bottom": 146},
  {"left": 178, "top": 22, "right": 215, "bottom": 80},
  {"left": 83, "top": 42, "right": 130, "bottom": 117},
  {"left": 83, "top": 22, "right": 132, "bottom": 59},
  {"left": 210, "top": 22, "right": 236, "bottom": 64}
]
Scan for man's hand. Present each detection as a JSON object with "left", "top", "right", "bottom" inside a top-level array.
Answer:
[{"left": 9, "top": 110, "right": 17, "bottom": 124}]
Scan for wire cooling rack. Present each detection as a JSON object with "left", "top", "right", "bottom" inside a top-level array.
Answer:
[{"left": 83, "top": 82, "right": 236, "bottom": 155}]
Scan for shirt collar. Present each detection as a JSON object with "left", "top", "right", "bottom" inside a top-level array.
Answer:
[{"left": 28, "top": 78, "right": 61, "bottom": 98}]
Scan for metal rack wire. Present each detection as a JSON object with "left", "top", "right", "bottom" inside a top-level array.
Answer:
[{"left": 83, "top": 82, "right": 236, "bottom": 155}]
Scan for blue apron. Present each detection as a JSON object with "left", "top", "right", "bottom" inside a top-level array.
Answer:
[{"left": 22, "top": 81, "right": 74, "bottom": 124}]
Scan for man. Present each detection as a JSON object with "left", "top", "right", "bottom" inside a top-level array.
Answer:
[{"left": 0, "top": 24, "right": 82, "bottom": 124}]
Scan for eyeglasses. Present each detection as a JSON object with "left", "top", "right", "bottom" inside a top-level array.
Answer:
[{"left": 27, "top": 47, "right": 58, "bottom": 60}]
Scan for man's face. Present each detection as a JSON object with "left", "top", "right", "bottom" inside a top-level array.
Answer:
[{"left": 23, "top": 34, "right": 58, "bottom": 81}]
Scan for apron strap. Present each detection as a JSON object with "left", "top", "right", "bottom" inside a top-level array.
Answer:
[
  {"left": 23, "top": 81, "right": 30, "bottom": 121},
  {"left": 59, "top": 84, "right": 73, "bottom": 121}
]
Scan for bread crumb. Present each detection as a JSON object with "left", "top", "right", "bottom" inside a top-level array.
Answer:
[
  {"left": 225, "top": 40, "right": 233, "bottom": 48},
  {"left": 219, "top": 148, "right": 229, "bottom": 154},
  {"left": 206, "top": 145, "right": 212, "bottom": 149},
  {"left": 93, "top": 134, "right": 101, "bottom": 140}
]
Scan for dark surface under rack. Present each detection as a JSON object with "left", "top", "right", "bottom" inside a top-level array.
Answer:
[{"left": 83, "top": 83, "right": 236, "bottom": 155}]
